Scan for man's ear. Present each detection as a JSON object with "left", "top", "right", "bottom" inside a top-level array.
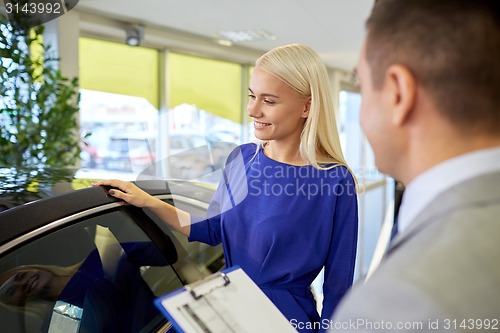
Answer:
[
  {"left": 302, "top": 97, "right": 312, "bottom": 118},
  {"left": 384, "top": 64, "right": 416, "bottom": 126}
]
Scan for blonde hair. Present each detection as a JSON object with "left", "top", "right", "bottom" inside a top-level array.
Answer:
[
  {"left": 0, "top": 263, "right": 80, "bottom": 289},
  {"left": 0, "top": 262, "right": 82, "bottom": 319},
  {"left": 255, "top": 44, "right": 354, "bottom": 177}
]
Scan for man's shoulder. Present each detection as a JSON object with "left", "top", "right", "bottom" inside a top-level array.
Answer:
[
  {"left": 444, "top": 169, "right": 500, "bottom": 205},
  {"left": 332, "top": 272, "right": 445, "bottom": 331},
  {"left": 405, "top": 170, "right": 500, "bottom": 235},
  {"left": 332, "top": 200, "right": 500, "bottom": 328}
]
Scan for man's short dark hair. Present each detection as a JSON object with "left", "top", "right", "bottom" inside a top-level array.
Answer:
[{"left": 365, "top": 0, "right": 500, "bottom": 135}]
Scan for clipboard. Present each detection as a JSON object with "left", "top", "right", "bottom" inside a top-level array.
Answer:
[{"left": 154, "top": 266, "right": 298, "bottom": 333}]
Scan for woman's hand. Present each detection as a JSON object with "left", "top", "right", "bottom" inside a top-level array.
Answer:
[
  {"left": 92, "top": 180, "right": 157, "bottom": 208},
  {"left": 93, "top": 179, "right": 191, "bottom": 236}
]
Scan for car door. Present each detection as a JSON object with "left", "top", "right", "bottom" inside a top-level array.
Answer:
[{"left": 0, "top": 183, "right": 223, "bottom": 333}]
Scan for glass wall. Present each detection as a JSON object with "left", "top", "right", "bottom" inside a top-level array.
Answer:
[
  {"left": 339, "top": 89, "right": 394, "bottom": 280},
  {"left": 77, "top": 37, "right": 160, "bottom": 180},
  {"left": 77, "top": 38, "right": 250, "bottom": 183},
  {"left": 158, "top": 53, "right": 247, "bottom": 183},
  {"left": 167, "top": 52, "right": 243, "bottom": 139}
]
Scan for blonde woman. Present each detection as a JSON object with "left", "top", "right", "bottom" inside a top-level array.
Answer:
[
  {"left": 0, "top": 263, "right": 81, "bottom": 303},
  {"left": 0, "top": 261, "right": 88, "bottom": 332},
  {"left": 0, "top": 242, "right": 166, "bottom": 332},
  {"left": 95, "top": 44, "right": 358, "bottom": 333}
]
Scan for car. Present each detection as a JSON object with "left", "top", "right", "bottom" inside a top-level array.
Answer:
[
  {"left": 0, "top": 178, "right": 223, "bottom": 333},
  {"left": 163, "top": 140, "right": 236, "bottom": 183},
  {"left": 102, "top": 135, "right": 156, "bottom": 172},
  {"left": 94, "top": 133, "right": 236, "bottom": 186},
  {"left": 169, "top": 134, "right": 207, "bottom": 156}
]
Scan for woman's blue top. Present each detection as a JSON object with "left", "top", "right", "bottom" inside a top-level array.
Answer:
[{"left": 189, "top": 143, "right": 358, "bottom": 332}]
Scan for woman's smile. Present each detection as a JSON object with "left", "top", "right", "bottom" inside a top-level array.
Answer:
[
  {"left": 254, "top": 120, "right": 271, "bottom": 129},
  {"left": 25, "top": 273, "right": 40, "bottom": 295}
]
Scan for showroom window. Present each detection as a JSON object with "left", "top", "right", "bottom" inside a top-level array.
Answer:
[
  {"left": 156, "top": 52, "right": 248, "bottom": 183},
  {"left": 339, "top": 88, "right": 393, "bottom": 279},
  {"left": 168, "top": 52, "right": 243, "bottom": 137},
  {"left": 77, "top": 37, "right": 160, "bottom": 180},
  {"left": 78, "top": 39, "right": 249, "bottom": 183}
]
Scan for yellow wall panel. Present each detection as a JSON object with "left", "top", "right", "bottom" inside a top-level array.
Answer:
[
  {"left": 168, "top": 52, "right": 242, "bottom": 123},
  {"left": 79, "top": 37, "right": 159, "bottom": 108}
]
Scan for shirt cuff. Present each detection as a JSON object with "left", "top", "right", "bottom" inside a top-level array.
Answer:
[{"left": 187, "top": 214, "right": 207, "bottom": 243}]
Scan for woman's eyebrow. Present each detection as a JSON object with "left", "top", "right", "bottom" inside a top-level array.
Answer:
[
  {"left": 248, "top": 88, "right": 279, "bottom": 98},
  {"left": 6, "top": 286, "right": 15, "bottom": 297}
]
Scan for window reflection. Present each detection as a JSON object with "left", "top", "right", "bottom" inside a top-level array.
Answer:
[{"left": 0, "top": 211, "right": 178, "bottom": 333}]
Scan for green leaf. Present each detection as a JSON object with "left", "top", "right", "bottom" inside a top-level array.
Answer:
[{"left": 1, "top": 13, "right": 82, "bottom": 175}]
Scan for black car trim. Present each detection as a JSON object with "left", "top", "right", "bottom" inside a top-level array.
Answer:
[
  {"left": 0, "top": 186, "right": 118, "bottom": 245},
  {"left": 0, "top": 201, "right": 125, "bottom": 254},
  {"left": 0, "top": 195, "right": 207, "bottom": 255},
  {"left": 123, "top": 205, "right": 179, "bottom": 265},
  {"left": 0, "top": 181, "right": 215, "bottom": 245}
]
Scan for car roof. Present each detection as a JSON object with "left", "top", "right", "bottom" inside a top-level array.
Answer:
[{"left": 0, "top": 180, "right": 215, "bottom": 247}]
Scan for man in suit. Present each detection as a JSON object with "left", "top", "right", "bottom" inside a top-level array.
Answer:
[{"left": 330, "top": 0, "right": 500, "bottom": 331}]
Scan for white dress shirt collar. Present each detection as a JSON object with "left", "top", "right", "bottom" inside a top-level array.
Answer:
[{"left": 397, "top": 147, "right": 500, "bottom": 234}]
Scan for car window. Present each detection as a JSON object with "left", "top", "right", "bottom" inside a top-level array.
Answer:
[
  {"left": 169, "top": 137, "right": 185, "bottom": 150},
  {"left": 144, "top": 198, "right": 225, "bottom": 284},
  {"left": 108, "top": 139, "right": 129, "bottom": 152},
  {"left": 190, "top": 136, "right": 206, "bottom": 148},
  {"left": 0, "top": 209, "right": 181, "bottom": 333}
]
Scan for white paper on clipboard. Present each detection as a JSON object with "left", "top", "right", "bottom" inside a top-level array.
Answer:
[{"left": 154, "top": 266, "right": 298, "bottom": 333}]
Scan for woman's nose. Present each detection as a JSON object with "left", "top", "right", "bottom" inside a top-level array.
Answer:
[{"left": 247, "top": 100, "right": 262, "bottom": 118}]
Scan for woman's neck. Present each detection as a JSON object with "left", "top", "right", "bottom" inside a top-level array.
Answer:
[
  {"left": 263, "top": 140, "right": 308, "bottom": 166},
  {"left": 48, "top": 272, "right": 77, "bottom": 300}
]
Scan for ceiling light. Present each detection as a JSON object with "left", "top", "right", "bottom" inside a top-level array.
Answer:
[
  {"left": 126, "top": 24, "right": 144, "bottom": 46},
  {"left": 217, "top": 29, "right": 277, "bottom": 43},
  {"left": 215, "top": 39, "right": 233, "bottom": 47}
]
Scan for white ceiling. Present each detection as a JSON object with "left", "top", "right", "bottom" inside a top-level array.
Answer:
[{"left": 76, "top": 0, "right": 374, "bottom": 71}]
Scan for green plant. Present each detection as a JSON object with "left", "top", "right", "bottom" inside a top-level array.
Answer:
[{"left": 0, "top": 13, "right": 82, "bottom": 197}]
